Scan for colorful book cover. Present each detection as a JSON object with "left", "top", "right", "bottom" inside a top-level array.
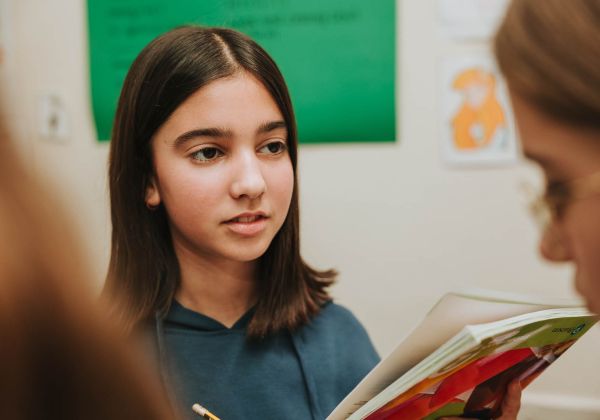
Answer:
[
  {"left": 365, "top": 314, "right": 593, "bottom": 419},
  {"left": 327, "top": 290, "right": 597, "bottom": 420}
]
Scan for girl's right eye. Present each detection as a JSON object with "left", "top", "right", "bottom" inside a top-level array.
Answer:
[{"left": 191, "top": 147, "right": 224, "bottom": 162}]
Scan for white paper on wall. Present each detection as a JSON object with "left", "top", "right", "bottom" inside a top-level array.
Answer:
[{"left": 438, "top": 0, "right": 510, "bottom": 41}]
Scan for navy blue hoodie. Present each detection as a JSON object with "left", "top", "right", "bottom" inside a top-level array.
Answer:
[{"left": 156, "top": 301, "right": 379, "bottom": 420}]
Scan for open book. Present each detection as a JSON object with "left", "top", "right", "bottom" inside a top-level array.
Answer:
[{"left": 328, "top": 289, "right": 597, "bottom": 420}]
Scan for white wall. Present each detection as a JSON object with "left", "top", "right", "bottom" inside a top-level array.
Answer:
[
  {"left": 5, "top": 0, "right": 600, "bottom": 415},
  {"left": 7, "top": 0, "right": 111, "bottom": 286}
]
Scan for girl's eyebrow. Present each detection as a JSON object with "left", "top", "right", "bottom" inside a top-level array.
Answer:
[
  {"left": 173, "top": 127, "right": 233, "bottom": 148},
  {"left": 173, "top": 121, "right": 287, "bottom": 148},
  {"left": 257, "top": 120, "right": 287, "bottom": 134}
]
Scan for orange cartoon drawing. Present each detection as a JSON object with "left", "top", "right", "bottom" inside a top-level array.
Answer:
[{"left": 451, "top": 68, "right": 506, "bottom": 150}]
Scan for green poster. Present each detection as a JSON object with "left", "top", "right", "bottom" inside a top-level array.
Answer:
[{"left": 88, "top": 0, "right": 396, "bottom": 143}]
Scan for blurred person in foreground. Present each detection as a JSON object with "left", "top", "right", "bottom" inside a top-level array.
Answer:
[
  {"left": 495, "top": 0, "right": 600, "bottom": 312},
  {"left": 0, "top": 121, "right": 177, "bottom": 419}
]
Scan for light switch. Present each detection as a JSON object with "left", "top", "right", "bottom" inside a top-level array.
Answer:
[{"left": 38, "top": 94, "right": 69, "bottom": 142}]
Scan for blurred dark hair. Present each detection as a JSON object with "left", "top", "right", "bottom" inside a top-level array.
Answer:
[{"left": 106, "top": 25, "right": 335, "bottom": 338}]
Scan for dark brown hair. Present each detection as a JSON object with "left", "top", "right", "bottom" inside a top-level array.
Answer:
[
  {"left": 106, "top": 26, "right": 335, "bottom": 338},
  {"left": 495, "top": 0, "right": 600, "bottom": 129},
  {"left": 0, "top": 127, "right": 175, "bottom": 419}
]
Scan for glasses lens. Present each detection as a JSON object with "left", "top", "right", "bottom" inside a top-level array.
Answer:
[
  {"left": 530, "top": 196, "right": 552, "bottom": 231},
  {"left": 520, "top": 180, "right": 551, "bottom": 231}
]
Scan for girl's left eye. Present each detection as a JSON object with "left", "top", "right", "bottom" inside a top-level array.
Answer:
[
  {"left": 191, "top": 147, "right": 224, "bottom": 162},
  {"left": 258, "top": 141, "right": 287, "bottom": 155}
]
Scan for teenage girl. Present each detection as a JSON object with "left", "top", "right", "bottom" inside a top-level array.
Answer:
[{"left": 105, "top": 26, "right": 379, "bottom": 419}]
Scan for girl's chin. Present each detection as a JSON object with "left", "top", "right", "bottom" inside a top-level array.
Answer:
[
  {"left": 224, "top": 245, "right": 271, "bottom": 263},
  {"left": 230, "top": 254, "right": 264, "bottom": 263}
]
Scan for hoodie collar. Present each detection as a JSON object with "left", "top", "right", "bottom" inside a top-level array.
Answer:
[{"left": 165, "top": 300, "right": 255, "bottom": 332}]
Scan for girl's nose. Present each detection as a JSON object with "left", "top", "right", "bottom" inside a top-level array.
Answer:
[{"left": 230, "top": 152, "right": 267, "bottom": 200}]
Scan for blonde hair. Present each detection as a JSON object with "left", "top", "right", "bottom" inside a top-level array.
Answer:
[{"left": 494, "top": 0, "right": 600, "bottom": 128}]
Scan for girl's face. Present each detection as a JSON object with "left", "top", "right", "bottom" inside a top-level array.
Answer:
[
  {"left": 511, "top": 92, "right": 600, "bottom": 313},
  {"left": 146, "top": 72, "right": 294, "bottom": 265}
]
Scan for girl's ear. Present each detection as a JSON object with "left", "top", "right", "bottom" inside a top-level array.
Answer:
[{"left": 145, "top": 177, "right": 161, "bottom": 208}]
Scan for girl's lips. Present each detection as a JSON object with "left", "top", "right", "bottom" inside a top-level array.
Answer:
[
  {"left": 224, "top": 216, "right": 268, "bottom": 236},
  {"left": 224, "top": 212, "right": 267, "bottom": 223}
]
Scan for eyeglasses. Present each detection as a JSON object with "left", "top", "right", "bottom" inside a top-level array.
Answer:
[{"left": 526, "top": 170, "right": 600, "bottom": 229}]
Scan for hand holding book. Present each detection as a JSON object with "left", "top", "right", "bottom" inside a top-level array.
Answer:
[{"left": 439, "top": 380, "right": 521, "bottom": 420}]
